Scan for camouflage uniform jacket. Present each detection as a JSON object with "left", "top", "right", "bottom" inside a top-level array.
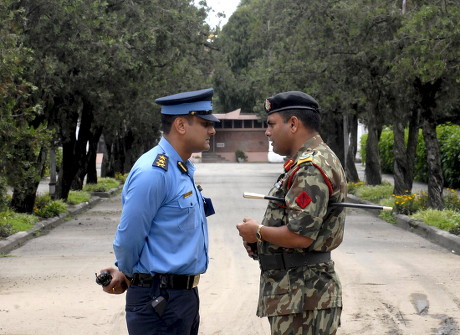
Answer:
[{"left": 256, "top": 135, "right": 347, "bottom": 317}]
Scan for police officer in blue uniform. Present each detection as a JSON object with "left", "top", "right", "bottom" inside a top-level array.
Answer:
[{"left": 99, "top": 88, "right": 219, "bottom": 335}]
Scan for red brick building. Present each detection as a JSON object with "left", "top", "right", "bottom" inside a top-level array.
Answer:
[{"left": 201, "top": 109, "right": 269, "bottom": 162}]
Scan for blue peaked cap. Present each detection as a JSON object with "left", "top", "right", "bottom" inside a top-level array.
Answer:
[{"left": 155, "top": 88, "right": 219, "bottom": 122}]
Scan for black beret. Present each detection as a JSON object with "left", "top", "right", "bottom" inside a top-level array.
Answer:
[{"left": 264, "top": 91, "right": 320, "bottom": 114}]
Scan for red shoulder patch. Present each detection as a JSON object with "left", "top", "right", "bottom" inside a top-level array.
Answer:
[{"left": 295, "top": 192, "right": 312, "bottom": 209}]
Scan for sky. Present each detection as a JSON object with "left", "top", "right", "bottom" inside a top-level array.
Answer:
[{"left": 200, "top": 0, "right": 241, "bottom": 27}]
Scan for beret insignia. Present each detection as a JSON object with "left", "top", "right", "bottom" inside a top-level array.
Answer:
[
  {"left": 264, "top": 98, "right": 272, "bottom": 113},
  {"left": 153, "top": 154, "right": 168, "bottom": 171}
]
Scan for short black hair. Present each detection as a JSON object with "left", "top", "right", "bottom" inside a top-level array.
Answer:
[
  {"left": 161, "top": 114, "right": 194, "bottom": 134},
  {"left": 279, "top": 108, "right": 321, "bottom": 132}
]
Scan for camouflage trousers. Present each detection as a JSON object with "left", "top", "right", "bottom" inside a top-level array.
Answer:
[{"left": 267, "top": 308, "right": 341, "bottom": 335}]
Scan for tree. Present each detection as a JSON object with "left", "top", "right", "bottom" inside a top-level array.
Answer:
[
  {"left": 0, "top": 0, "right": 52, "bottom": 212},
  {"left": 16, "top": 0, "right": 215, "bottom": 200},
  {"left": 392, "top": 1, "right": 460, "bottom": 208}
]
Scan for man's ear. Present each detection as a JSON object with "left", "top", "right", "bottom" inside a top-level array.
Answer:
[
  {"left": 173, "top": 116, "right": 187, "bottom": 135},
  {"left": 289, "top": 116, "right": 300, "bottom": 133}
]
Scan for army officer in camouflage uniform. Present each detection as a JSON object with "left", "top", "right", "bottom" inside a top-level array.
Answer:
[{"left": 236, "top": 91, "right": 347, "bottom": 335}]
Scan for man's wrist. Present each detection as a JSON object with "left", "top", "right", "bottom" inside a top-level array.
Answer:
[{"left": 256, "top": 224, "right": 264, "bottom": 242}]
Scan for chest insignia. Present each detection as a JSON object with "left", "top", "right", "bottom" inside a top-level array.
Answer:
[
  {"left": 153, "top": 154, "right": 168, "bottom": 171},
  {"left": 183, "top": 190, "right": 193, "bottom": 198}
]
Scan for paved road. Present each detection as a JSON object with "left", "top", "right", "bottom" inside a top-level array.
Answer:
[{"left": 1, "top": 163, "right": 459, "bottom": 334}]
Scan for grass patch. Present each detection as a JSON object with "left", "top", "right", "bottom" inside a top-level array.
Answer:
[
  {"left": 83, "top": 178, "right": 119, "bottom": 192},
  {"left": 412, "top": 209, "right": 460, "bottom": 235},
  {"left": 352, "top": 182, "right": 393, "bottom": 202},
  {"left": 347, "top": 181, "right": 460, "bottom": 236},
  {"left": 0, "top": 210, "right": 39, "bottom": 237},
  {"left": 67, "top": 191, "right": 91, "bottom": 205}
]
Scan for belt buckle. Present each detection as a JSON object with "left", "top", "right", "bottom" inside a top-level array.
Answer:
[{"left": 191, "top": 275, "right": 200, "bottom": 288}]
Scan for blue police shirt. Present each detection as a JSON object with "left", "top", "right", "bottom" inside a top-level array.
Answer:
[{"left": 113, "top": 137, "right": 209, "bottom": 277}]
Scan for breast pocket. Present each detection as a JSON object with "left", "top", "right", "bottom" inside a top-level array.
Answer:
[{"left": 177, "top": 196, "right": 199, "bottom": 231}]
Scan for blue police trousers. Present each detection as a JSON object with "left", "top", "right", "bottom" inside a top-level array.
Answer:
[{"left": 125, "top": 282, "right": 200, "bottom": 335}]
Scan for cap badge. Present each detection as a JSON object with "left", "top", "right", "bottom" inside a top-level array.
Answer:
[{"left": 264, "top": 99, "right": 272, "bottom": 113}]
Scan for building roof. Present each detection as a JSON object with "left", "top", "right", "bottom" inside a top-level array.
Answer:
[{"left": 214, "top": 109, "right": 260, "bottom": 120}]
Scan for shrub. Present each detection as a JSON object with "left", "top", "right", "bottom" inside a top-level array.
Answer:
[
  {"left": 235, "top": 149, "right": 248, "bottom": 162},
  {"left": 115, "top": 172, "right": 128, "bottom": 184},
  {"left": 444, "top": 189, "right": 460, "bottom": 211},
  {"left": 67, "top": 191, "right": 91, "bottom": 205},
  {"left": 360, "top": 124, "right": 460, "bottom": 188},
  {"left": 83, "top": 178, "right": 119, "bottom": 192},
  {"left": 360, "top": 129, "right": 397, "bottom": 173},
  {"left": 0, "top": 179, "right": 10, "bottom": 212},
  {"left": 378, "top": 129, "right": 395, "bottom": 174},
  {"left": 438, "top": 124, "right": 460, "bottom": 188},
  {"left": 393, "top": 191, "right": 428, "bottom": 215},
  {"left": 33, "top": 194, "right": 68, "bottom": 218}
]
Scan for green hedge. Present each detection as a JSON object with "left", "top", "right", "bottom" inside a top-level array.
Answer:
[{"left": 360, "top": 124, "right": 460, "bottom": 188}]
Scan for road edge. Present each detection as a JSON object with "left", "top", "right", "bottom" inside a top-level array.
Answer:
[
  {"left": 0, "top": 187, "right": 121, "bottom": 254},
  {"left": 347, "top": 194, "right": 460, "bottom": 255}
]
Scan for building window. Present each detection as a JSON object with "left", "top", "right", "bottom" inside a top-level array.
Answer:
[
  {"left": 214, "top": 121, "right": 222, "bottom": 128},
  {"left": 223, "top": 120, "right": 233, "bottom": 128},
  {"left": 243, "top": 120, "right": 253, "bottom": 128},
  {"left": 234, "top": 120, "right": 242, "bottom": 128},
  {"left": 254, "top": 120, "right": 264, "bottom": 128}
]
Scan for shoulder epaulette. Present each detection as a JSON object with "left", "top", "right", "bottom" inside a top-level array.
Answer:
[
  {"left": 288, "top": 149, "right": 333, "bottom": 196},
  {"left": 296, "top": 150, "right": 315, "bottom": 166},
  {"left": 152, "top": 154, "right": 168, "bottom": 171}
]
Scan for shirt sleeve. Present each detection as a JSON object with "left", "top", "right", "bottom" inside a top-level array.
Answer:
[
  {"left": 285, "top": 164, "right": 330, "bottom": 240},
  {"left": 113, "top": 166, "right": 166, "bottom": 275}
]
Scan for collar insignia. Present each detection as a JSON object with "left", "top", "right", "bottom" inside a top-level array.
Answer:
[
  {"left": 153, "top": 154, "right": 168, "bottom": 171},
  {"left": 177, "top": 161, "right": 188, "bottom": 174},
  {"left": 283, "top": 158, "right": 295, "bottom": 172}
]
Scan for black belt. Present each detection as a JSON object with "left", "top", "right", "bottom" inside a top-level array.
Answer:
[
  {"left": 131, "top": 273, "right": 200, "bottom": 289},
  {"left": 259, "top": 252, "right": 331, "bottom": 271}
]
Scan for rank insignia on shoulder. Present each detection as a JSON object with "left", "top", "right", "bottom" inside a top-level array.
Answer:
[
  {"left": 153, "top": 154, "right": 169, "bottom": 171},
  {"left": 297, "top": 150, "right": 315, "bottom": 165}
]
